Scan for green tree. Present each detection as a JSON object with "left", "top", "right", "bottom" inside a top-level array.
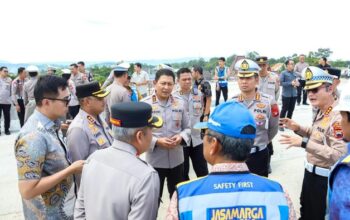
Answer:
[{"left": 314, "top": 48, "right": 333, "bottom": 58}]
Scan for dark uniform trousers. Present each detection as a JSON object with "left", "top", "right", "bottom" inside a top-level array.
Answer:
[
  {"left": 246, "top": 147, "right": 269, "bottom": 177},
  {"left": 183, "top": 142, "right": 209, "bottom": 181},
  {"left": 215, "top": 85, "right": 228, "bottom": 106},
  {"left": 297, "top": 79, "right": 307, "bottom": 104},
  {"left": 68, "top": 105, "right": 80, "bottom": 119},
  {"left": 299, "top": 169, "right": 328, "bottom": 220},
  {"left": 155, "top": 163, "right": 184, "bottom": 200},
  {"left": 281, "top": 96, "right": 297, "bottom": 119},
  {"left": 0, "top": 104, "right": 11, "bottom": 132},
  {"left": 17, "top": 99, "right": 25, "bottom": 127}
]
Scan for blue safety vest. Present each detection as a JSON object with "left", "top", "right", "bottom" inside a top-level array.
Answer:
[
  {"left": 216, "top": 67, "right": 228, "bottom": 87},
  {"left": 327, "top": 145, "right": 350, "bottom": 219},
  {"left": 177, "top": 172, "right": 289, "bottom": 220}
]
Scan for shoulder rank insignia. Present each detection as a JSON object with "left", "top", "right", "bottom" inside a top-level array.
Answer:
[{"left": 87, "top": 115, "right": 95, "bottom": 124}]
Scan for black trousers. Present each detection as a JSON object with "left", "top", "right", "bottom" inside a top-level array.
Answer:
[
  {"left": 246, "top": 147, "right": 269, "bottom": 177},
  {"left": 17, "top": 99, "right": 25, "bottom": 127},
  {"left": 155, "top": 163, "right": 184, "bottom": 200},
  {"left": 280, "top": 96, "right": 297, "bottom": 119},
  {"left": 68, "top": 105, "right": 80, "bottom": 119},
  {"left": 183, "top": 143, "right": 209, "bottom": 181},
  {"left": 0, "top": 104, "right": 11, "bottom": 132},
  {"left": 215, "top": 85, "right": 228, "bottom": 106},
  {"left": 297, "top": 80, "right": 307, "bottom": 104},
  {"left": 299, "top": 169, "right": 328, "bottom": 220}
]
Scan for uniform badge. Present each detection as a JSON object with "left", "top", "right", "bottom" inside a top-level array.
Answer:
[
  {"left": 320, "top": 116, "right": 330, "bottom": 128},
  {"left": 255, "top": 114, "right": 266, "bottom": 120},
  {"left": 271, "top": 104, "right": 279, "bottom": 117},
  {"left": 332, "top": 122, "right": 343, "bottom": 139},
  {"left": 152, "top": 95, "right": 157, "bottom": 103},
  {"left": 97, "top": 137, "right": 106, "bottom": 146},
  {"left": 256, "top": 103, "right": 266, "bottom": 109},
  {"left": 305, "top": 68, "right": 313, "bottom": 81}
]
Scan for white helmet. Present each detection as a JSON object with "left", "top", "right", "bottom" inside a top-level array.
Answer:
[
  {"left": 26, "top": 65, "right": 39, "bottom": 72},
  {"left": 334, "top": 81, "right": 350, "bottom": 112}
]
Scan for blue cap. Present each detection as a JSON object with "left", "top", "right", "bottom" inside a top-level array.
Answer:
[{"left": 194, "top": 101, "right": 256, "bottom": 139}]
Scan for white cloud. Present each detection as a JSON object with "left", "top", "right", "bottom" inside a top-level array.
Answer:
[{"left": 0, "top": 0, "right": 349, "bottom": 63}]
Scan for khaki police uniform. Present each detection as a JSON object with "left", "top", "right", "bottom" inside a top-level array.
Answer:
[
  {"left": 258, "top": 73, "right": 280, "bottom": 101},
  {"left": 12, "top": 77, "right": 27, "bottom": 127},
  {"left": 23, "top": 76, "right": 38, "bottom": 122},
  {"left": 294, "top": 66, "right": 348, "bottom": 220},
  {"left": 142, "top": 93, "right": 190, "bottom": 198},
  {"left": 173, "top": 88, "right": 208, "bottom": 180}
]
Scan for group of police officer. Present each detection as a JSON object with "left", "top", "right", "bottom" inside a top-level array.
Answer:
[{"left": 10, "top": 56, "right": 349, "bottom": 220}]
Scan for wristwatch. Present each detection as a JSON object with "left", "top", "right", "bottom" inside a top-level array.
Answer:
[
  {"left": 203, "top": 114, "right": 209, "bottom": 117},
  {"left": 301, "top": 137, "right": 309, "bottom": 149}
]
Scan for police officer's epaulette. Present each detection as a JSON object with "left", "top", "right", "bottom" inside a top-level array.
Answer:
[
  {"left": 231, "top": 94, "right": 241, "bottom": 101},
  {"left": 87, "top": 115, "right": 95, "bottom": 124},
  {"left": 255, "top": 93, "right": 261, "bottom": 101},
  {"left": 325, "top": 106, "right": 333, "bottom": 116},
  {"left": 152, "top": 95, "right": 157, "bottom": 104}
]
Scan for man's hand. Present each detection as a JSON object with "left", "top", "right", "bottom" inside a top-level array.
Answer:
[
  {"left": 15, "top": 104, "right": 21, "bottom": 112},
  {"left": 203, "top": 116, "right": 209, "bottom": 122},
  {"left": 279, "top": 134, "right": 302, "bottom": 149},
  {"left": 156, "top": 137, "right": 176, "bottom": 149},
  {"left": 170, "top": 135, "right": 183, "bottom": 146},
  {"left": 279, "top": 118, "right": 300, "bottom": 131},
  {"left": 68, "top": 160, "right": 85, "bottom": 175}
]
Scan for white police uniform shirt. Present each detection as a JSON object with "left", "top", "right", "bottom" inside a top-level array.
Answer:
[
  {"left": 173, "top": 88, "right": 203, "bottom": 147},
  {"left": 0, "top": 76, "right": 12, "bottom": 104},
  {"left": 258, "top": 72, "right": 280, "bottom": 101},
  {"left": 232, "top": 92, "right": 279, "bottom": 148},
  {"left": 67, "top": 109, "right": 113, "bottom": 187},
  {"left": 142, "top": 94, "right": 191, "bottom": 168},
  {"left": 75, "top": 140, "right": 160, "bottom": 220}
]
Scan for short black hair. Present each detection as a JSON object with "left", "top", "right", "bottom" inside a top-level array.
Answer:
[
  {"left": 321, "top": 57, "right": 327, "bottom": 62},
  {"left": 77, "top": 61, "right": 85, "bottom": 66},
  {"left": 285, "top": 59, "right": 293, "bottom": 66},
  {"left": 155, "top": 68, "right": 175, "bottom": 82},
  {"left": 176, "top": 68, "right": 191, "bottom": 79},
  {"left": 18, "top": 67, "right": 25, "bottom": 75},
  {"left": 0, "top": 66, "right": 7, "bottom": 71},
  {"left": 218, "top": 57, "right": 225, "bottom": 62},
  {"left": 114, "top": 70, "right": 128, "bottom": 78},
  {"left": 192, "top": 65, "right": 203, "bottom": 75},
  {"left": 135, "top": 63, "right": 142, "bottom": 68},
  {"left": 34, "top": 75, "right": 68, "bottom": 106},
  {"left": 70, "top": 63, "right": 78, "bottom": 68}
]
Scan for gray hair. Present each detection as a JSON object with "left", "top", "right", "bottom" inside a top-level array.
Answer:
[
  {"left": 112, "top": 126, "right": 147, "bottom": 143},
  {"left": 207, "top": 129, "right": 254, "bottom": 162}
]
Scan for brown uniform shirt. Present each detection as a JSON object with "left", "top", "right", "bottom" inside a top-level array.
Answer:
[{"left": 297, "top": 101, "right": 347, "bottom": 168}]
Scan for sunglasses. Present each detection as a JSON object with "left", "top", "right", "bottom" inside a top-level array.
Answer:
[
  {"left": 306, "top": 85, "right": 328, "bottom": 94},
  {"left": 43, "top": 95, "right": 71, "bottom": 106}
]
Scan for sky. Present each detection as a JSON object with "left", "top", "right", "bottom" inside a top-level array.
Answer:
[{"left": 1, "top": 0, "right": 349, "bottom": 63}]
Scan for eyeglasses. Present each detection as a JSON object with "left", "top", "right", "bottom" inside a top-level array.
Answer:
[
  {"left": 43, "top": 95, "right": 71, "bottom": 106},
  {"left": 306, "top": 85, "right": 328, "bottom": 94}
]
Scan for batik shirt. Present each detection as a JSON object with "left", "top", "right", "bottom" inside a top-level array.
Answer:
[{"left": 15, "top": 110, "right": 75, "bottom": 220}]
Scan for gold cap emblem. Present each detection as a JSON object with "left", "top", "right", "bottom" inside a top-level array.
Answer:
[
  {"left": 305, "top": 68, "right": 313, "bottom": 81},
  {"left": 240, "top": 60, "right": 249, "bottom": 71}
]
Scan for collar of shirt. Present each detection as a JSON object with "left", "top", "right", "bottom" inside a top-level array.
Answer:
[
  {"left": 79, "top": 109, "right": 103, "bottom": 127},
  {"left": 195, "top": 77, "right": 204, "bottom": 85},
  {"left": 211, "top": 162, "right": 249, "bottom": 172},
  {"left": 111, "top": 139, "right": 138, "bottom": 156},
  {"left": 32, "top": 110, "right": 61, "bottom": 130},
  {"left": 152, "top": 93, "right": 174, "bottom": 107}
]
